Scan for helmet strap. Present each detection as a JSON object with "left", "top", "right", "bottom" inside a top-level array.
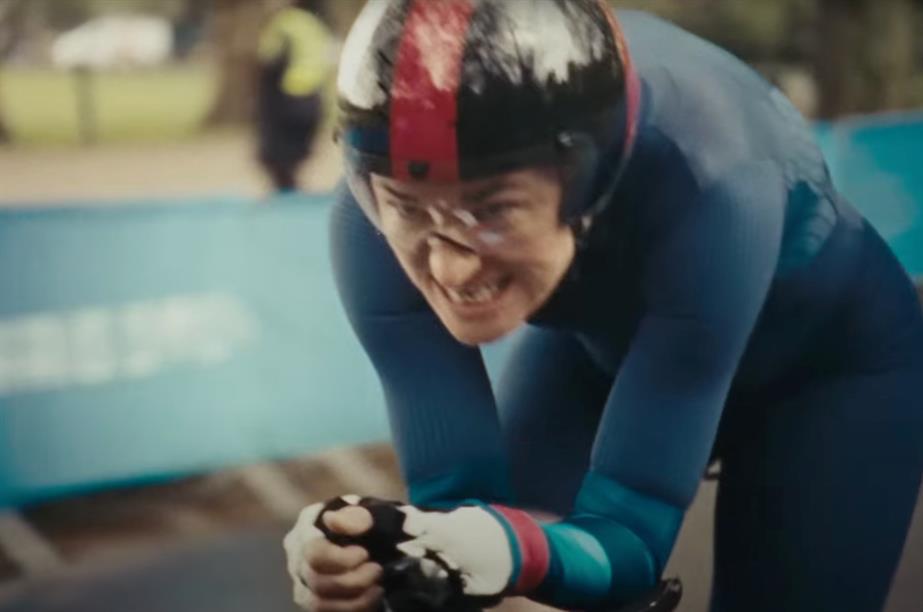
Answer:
[{"left": 570, "top": 214, "right": 595, "bottom": 250}]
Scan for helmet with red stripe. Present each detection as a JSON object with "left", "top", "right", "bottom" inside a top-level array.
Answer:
[{"left": 337, "top": 0, "right": 639, "bottom": 229}]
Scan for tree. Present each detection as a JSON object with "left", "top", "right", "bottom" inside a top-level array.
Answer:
[
  {"left": 206, "top": 0, "right": 272, "bottom": 125},
  {"left": 203, "top": 0, "right": 359, "bottom": 126},
  {"left": 814, "top": 0, "right": 916, "bottom": 118},
  {"left": 0, "top": 0, "right": 29, "bottom": 143},
  {"left": 321, "top": 0, "right": 364, "bottom": 36}
]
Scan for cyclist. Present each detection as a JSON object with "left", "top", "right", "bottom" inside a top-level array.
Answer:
[{"left": 284, "top": 1, "right": 923, "bottom": 611}]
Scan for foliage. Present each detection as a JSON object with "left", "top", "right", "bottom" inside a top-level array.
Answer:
[
  {"left": 612, "top": 0, "right": 816, "bottom": 61},
  {"left": 41, "top": 0, "right": 189, "bottom": 29},
  {"left": 2, "top": 0, "right": 922, "bottom": 140},
  {"left": 0, "top": 65, "right": 217, "bottom": 144}
]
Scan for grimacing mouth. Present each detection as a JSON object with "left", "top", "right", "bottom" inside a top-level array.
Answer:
[{"left": 439, "top": 275, "right": 513, "bottom": 307}]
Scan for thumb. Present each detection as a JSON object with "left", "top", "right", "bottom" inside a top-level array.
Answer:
[{"left": 323, "top": 505, "right": 373, "bottom": 537}]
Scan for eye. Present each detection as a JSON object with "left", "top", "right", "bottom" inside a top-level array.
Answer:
[
  {"left": 388, "top": 200, "right": 426, "bottom": 220},
  {"left": 472, "top": 202, "right": 515, "bottom": 222}
]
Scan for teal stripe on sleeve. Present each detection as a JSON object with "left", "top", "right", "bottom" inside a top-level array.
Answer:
[
  {"left": 408, "top": 459, "right": 512, "bottom": 507},
  {"left": 568, "top": 515, "right": 657, "bottom": 602},
  {"left": 575, "top": 471, "right": 684, "bottom": 571},
  {"left": 535, "top": 522, "right": 612, "bottom": 607}
]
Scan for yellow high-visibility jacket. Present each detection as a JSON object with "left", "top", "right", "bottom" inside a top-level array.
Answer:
[{"left": 258, "top": 7, "right": 334, "bottom": 97}]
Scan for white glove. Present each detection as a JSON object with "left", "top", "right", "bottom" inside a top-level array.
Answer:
[
  {"left": 283, "top": 496, "right": 516, "bottom": 611},
  {"left": 394, "top": 504, "right": 514, "bottom": 597}
]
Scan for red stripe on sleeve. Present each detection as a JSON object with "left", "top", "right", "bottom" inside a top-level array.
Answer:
[
  {"left": 389, "top": 0, "right": 475, "bottom": 182},
  {"left": 491, "top": 505, "right": 551, "bottom": 595}
]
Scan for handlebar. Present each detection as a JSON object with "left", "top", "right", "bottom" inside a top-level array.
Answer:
[{"left": 379, "top": 556, "right": 682, "bottom": 612}]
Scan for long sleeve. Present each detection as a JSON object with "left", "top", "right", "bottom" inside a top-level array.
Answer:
[
  {"left": 496, "top": 163, "right": 786, "bottom": 609},
  {"left": 329, "top": 186, "right": 512, "bottom": 504}
]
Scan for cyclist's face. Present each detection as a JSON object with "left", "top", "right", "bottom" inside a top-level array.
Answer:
[{"left": 371, "top": 168, "right": 575, "bottom": 345}]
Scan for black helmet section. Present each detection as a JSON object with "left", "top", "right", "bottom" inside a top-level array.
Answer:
[{"left": 336, "top": 0, "right": 639, "bottom": 227}]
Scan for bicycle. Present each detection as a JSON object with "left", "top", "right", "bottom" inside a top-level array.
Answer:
[
  {"left": 379, "top": 555, "right": 682, "bottom": 612},
  {"left": 314, "top": 499, "right": 681, "bottom": 612}
]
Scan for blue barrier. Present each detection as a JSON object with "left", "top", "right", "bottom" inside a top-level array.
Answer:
[
  {"left": 818, "top": 112, "right": 923, "bottom": 277},
  {"left": 0, "top": 196, "right": 392, "bottom": 506},
  {"left": 2, "top": 114, "right": 923, "bottom": 507}
]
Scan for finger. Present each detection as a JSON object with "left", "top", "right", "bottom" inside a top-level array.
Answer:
[
  {"left": 314, "top": 585, "right": 384, "bottom": 612},
  {"left": 307, "top": 538, "right": 369, "bottom": 574},
  {"left": 323, "top": 506, "right": 373, "bottom": 536},
  {"left": 292, "top": 580, "right": 316, "bottom": 611},
  {"left": 309, "top": 562, "right": 383, "bottom": 599}
]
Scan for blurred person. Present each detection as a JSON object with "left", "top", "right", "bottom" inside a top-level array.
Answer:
[
  {"left": 284, "top": 2, "right": 923, "bottom": 611},
  {"left": 256, "top": 0, "right": 333, "bottom": 193}
]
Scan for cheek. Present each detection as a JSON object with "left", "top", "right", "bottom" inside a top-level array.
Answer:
[
  {"left": 514, "top": 233, "right": 573, "bottom": 272},
  {"left": 507, "top": 235, "right": 574, "bottom": 296},
  {"left": 388, "top": 241, "right": 430, "bottom": 284}
]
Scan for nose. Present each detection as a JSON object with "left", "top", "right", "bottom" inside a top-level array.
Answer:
[{"left": 428, "top": 236, "right": 482, "bottom": 288}]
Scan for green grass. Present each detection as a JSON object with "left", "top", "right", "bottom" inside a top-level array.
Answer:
[{"left": 0, "top": 65, "right": 218, "bottom": 145}]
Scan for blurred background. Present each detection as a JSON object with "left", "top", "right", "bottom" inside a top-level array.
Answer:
[
  {"left": 2, "top": 0, "right": 923, "bottom": 199},
  {"left": 0, "top": 1, "right": 921, "bottom": 611}
]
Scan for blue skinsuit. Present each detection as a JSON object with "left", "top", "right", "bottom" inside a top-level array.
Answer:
[{"left": 330, "top": 11, "right": 923, "bottom": 612}]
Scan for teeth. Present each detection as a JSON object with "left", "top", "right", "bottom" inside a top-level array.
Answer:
[{"left": 446, "top": 280, "right": 502, "bottom": 305}]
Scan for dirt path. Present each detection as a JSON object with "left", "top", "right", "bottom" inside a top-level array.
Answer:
[{"left": 0, "top": 128, "right": 342, "bottom": 206}]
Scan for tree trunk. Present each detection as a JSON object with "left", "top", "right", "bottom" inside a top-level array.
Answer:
[
  {"left": 815, "top": 0, "right": 915, "bottom": 118},
  {"left": 206, "top": 0, "right": 270, "bottom": 126},
  {"left": 0, "top": 0, "right": 27, "bottom": 143},
  {"left": 0, "top": 69, "right": 8, "bottom": 143},
  {"left": 864, "top": 0, "right": 916, "bottom": 112},
  {"left": 321, "top": 0, "right": 365, "bottom": 36}
]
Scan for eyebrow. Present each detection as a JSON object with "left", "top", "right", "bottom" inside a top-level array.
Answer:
[
  {"left": 380, "top": 183, "right": 421, "bottom": 203},
  {"left": 461, "top": 179, "right": 517, "bottom": 204},
  {"left": 379, "top": 178, "right": 522, "bottom": 205}
]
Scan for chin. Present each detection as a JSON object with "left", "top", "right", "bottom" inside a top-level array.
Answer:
[{"left": 443, "top": 317, "right": 520, "bottom": 346}]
